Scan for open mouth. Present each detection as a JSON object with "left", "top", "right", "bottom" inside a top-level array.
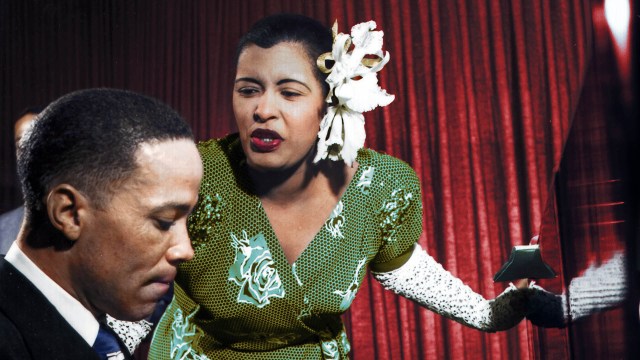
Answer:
[{"left": 250, "top": 128, "right": 283, "bottom": 152}]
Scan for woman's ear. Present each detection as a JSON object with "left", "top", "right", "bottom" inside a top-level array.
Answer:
[{"left": 46, "top": 184, "right": 90, "bottom": 241}]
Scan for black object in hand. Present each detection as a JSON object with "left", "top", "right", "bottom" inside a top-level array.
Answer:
[{"left": 493, "top": 244, "right": 556, "bottom": 282}]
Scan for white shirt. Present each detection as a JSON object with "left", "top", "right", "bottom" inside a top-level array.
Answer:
[{"left": 5, "top": 242, "right": 99, "bottom": 346}]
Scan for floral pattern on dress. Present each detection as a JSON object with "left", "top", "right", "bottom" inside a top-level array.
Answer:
[
  {"left": 379, "top": 188, "right": 413, "bottom": 243},
  {"left": 291, "top": 262, "right": 303, "bottom": 286},
  {"left": 228, "top": 231, "right": 285, "bottom": 308},
  {"left": 325, "top": 201, "right": 345, "bottom": 239},
  {"left": 187, "top": 190, "right": 223, "bottom": 250},
  {"left": 321, "top": 339, "right": 340, "bottom": 360},
  {"left": 333, "top": 257, "right": 367, "bottom": 311},
  {"left": 170, "top": 306, "right": 210, "bottom": 360},
  {"left": 339, "top": 330, "right": 351, "bottom": 354},
  {"left": 297, "top": 295, "right": 313, "bottom": 320},
  {"left": 355, "top": 166, "right": 375, "bottom": 195}
]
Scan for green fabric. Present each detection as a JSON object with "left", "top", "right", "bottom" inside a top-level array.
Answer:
[{"left": 149, "top": 134, "right": 423, "bottom": 359}]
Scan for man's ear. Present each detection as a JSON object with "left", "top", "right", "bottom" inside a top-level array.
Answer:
[{"left": 46, "top": 184, "right": 91, "bottom": 241}]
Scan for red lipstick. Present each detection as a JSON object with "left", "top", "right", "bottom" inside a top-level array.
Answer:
[{"left": 250, "top": 128, "right": 283, "bottom": 152}]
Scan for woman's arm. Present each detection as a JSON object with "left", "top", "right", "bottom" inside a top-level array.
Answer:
[{"left": 372, "top": 243, "right": 529, "bottom": 332}]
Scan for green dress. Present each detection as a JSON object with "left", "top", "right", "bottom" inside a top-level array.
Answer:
[{"left": 149, "top": 134, "right": 423, "bottom": 359}]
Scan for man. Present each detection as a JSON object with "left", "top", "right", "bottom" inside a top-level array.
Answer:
[
  {"left": 0, "top": 107, "right": 41, "bottom": 254},
  {"left": 0, "top": 89, "right": 203, "bottom": 359}
]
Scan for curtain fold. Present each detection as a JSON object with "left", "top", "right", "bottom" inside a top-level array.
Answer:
[{"left": 0, "top": 0, "right": 601, "bottom": 358}]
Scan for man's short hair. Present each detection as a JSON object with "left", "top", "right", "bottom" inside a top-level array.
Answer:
[
  {"left": 16, "top": 106, "right": 45, "bottom": 120},
  {"left": 18, "top": 88, "right": 194, "bottom": 226}
]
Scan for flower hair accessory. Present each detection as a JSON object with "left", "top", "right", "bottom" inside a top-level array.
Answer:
[{"left": 314, "top": 20, "right": 395, "bottom": 166}]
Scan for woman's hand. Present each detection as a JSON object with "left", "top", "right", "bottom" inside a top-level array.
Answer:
[{"left": 524, "top": 283, "right": 567, "bottom": 328}]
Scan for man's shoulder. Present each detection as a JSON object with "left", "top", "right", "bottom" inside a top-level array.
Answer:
[
  {"left": 0, "top": 259, "right": 100, "bottom": 359},
  {"left": 0, "top": 260, "right": 32, "bottom": 358},
  {"left": 0, "top": 308, "right": 31, "bottom": 358}
]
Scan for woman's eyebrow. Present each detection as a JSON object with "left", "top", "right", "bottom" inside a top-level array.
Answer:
[
  {"left": 235, "top": 77, "right": 262, "bottom": 86},
  {"left": 277, "top": 78, "right": 311, "bottom": 91}
]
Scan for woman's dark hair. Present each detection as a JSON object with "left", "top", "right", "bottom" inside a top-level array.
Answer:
[{"left": 236, "top": 13, "right": 333, "bottom": 95}]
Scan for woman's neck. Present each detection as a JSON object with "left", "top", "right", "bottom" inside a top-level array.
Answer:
[{"left": 248, "top": 154, "right": 354, "bottom": 205}]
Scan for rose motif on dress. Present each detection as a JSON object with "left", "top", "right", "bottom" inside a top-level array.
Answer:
[
  {"left": 339, "top": 330, "right": 351, "bottom": 354},
  {"left": 379, "top": 188, "right": 413, "bottom": 243},
  {"left": 228, "top": 231, "right": 285, "bottom": 308},
  {"left": 325, "top": 201, "right": 345, "bottom": 239},
  {"left": 188, "top": 190, "right": 223, "bottom": 250},
  {"left": 333, "top": 257, "right": 367, "bottom": 311},
  {"left": 170, "top": 306, "right": 210, "bottom": 360},
  {"left": 321, "top": 339, "right": 340, "bottom": 360},
  {"left": 355, "top": 166, "right": 375, "bottom": 195}
]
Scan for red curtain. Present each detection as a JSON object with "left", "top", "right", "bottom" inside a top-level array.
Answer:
[{"left": 0, "top": 1, "right": 616, "bottom": 359}]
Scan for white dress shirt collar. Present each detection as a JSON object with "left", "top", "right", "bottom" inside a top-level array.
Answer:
[{"left": 5, "top": 242, "right": 100, "bottom": 346}]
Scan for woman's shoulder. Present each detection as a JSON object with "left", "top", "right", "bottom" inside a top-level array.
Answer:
[
  {"left": 197, "top": 134, "right": 246, "bottom": 168},
  {"left": 357, "top": 148, "right": 418, "bottom": 181},
  {"left": 196, "top": 133, "right": 246, "bottom": 185},
  {"left": 197, "top": 133, "right": 241, "bottom": 158}
]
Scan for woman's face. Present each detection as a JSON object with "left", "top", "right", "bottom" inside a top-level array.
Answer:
[{"left": 233, "top": 42, "right": 326, "bottom": 172}]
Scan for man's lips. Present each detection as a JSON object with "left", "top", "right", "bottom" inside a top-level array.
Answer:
[
  {"left": 250, "top": 128, "right": 283, "bottom": 152},
  {"left": 150, "top": 272, "right": 175, "bottom": 287},
  {"left": 148, "top": 275, "right": 173, "bottom": 298}
]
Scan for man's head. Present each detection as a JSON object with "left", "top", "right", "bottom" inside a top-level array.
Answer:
[
  {"left": 13, "top": 106, "right": 42, "bottom": 157},
  {"left": 16, "top": 88, "right": 203, "bottom": 320}
]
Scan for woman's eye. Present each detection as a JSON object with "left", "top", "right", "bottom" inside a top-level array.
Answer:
[
  {"left": 281, "top": 90, "right": 301, "bottom": 98},
  {"left": 155, "top": 219, "right": 175, "bottom": 231},
  {"left": 237, "top": 87, "right": 259, "bottom": 96}
]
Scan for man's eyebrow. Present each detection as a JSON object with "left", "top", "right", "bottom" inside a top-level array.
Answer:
[
  {"left": 277, "top": 78, "right": 311, "bottom": 91},
  {"left": 151, "top": 203, "right": 193, "bottom": 214}
]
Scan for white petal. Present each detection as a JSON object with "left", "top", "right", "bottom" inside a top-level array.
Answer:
[
  {"left": 340, "top": 110, "right": 366, "bottom": 167},
  {"left": 319, "top": 106, "right": 336, "bottom": 133},
  {"left": 314, "top": 139, "right": 329, "bottom": 163},
  {"left": 332, "top": 34, "right": 351, "bottom": 62},
  {"left": 334, "top": 79, "right": 355, "bottom": 104},
  {"left": 366, "top": 51, "right": 391, "bottom": 74},
  {"left": 351, "top": 21, "right": 384, "bottom": 54},
  {"left": 314, "top": 107, "right": 337, "bottom": 163},
  {"left": 326, "top": 111, "right": 344, "bottom": 147},
  {"left": 344, "top": 74, "right": 395, "bottom": 112}
]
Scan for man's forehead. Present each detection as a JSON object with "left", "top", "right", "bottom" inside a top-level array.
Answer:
[
  {"left": 134, "top": 139, "right": 186, "bottom": 163},
  {"left": 132, "top": 138, "right": 201, "bottom": 178}
]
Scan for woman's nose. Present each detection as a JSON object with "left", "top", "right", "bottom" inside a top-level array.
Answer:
[{"left": 253, "top": 92, "right": 277, "bottom": 122}]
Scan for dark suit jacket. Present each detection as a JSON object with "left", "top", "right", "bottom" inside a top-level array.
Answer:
[
  {"left": 0, "top": 257, "right": 101, "bottom": 359},
  {"left": 0, "top": 206, "right": 23, "bottom": 255}
]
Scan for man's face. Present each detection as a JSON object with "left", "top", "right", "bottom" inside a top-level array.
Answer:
[{"left": 71, "top": 138, "right": 203, "bottom": 321}]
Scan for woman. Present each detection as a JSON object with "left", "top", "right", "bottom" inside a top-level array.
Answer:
[{"left": 149, "top": 14, "right": 559, "bottom": 359}]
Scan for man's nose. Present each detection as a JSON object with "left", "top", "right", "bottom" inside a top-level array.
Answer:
[{"left": 167, "top": 225, "right": 195, "bottom": 264}]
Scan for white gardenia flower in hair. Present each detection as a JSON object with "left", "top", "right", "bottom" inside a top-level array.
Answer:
[{"left": 315, "top": 20, "right": 395, "bottom": 167}]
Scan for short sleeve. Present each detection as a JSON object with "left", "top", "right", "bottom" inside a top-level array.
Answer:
[{"left": 370, "top": 159, "right": 423, "bottom": 269}]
